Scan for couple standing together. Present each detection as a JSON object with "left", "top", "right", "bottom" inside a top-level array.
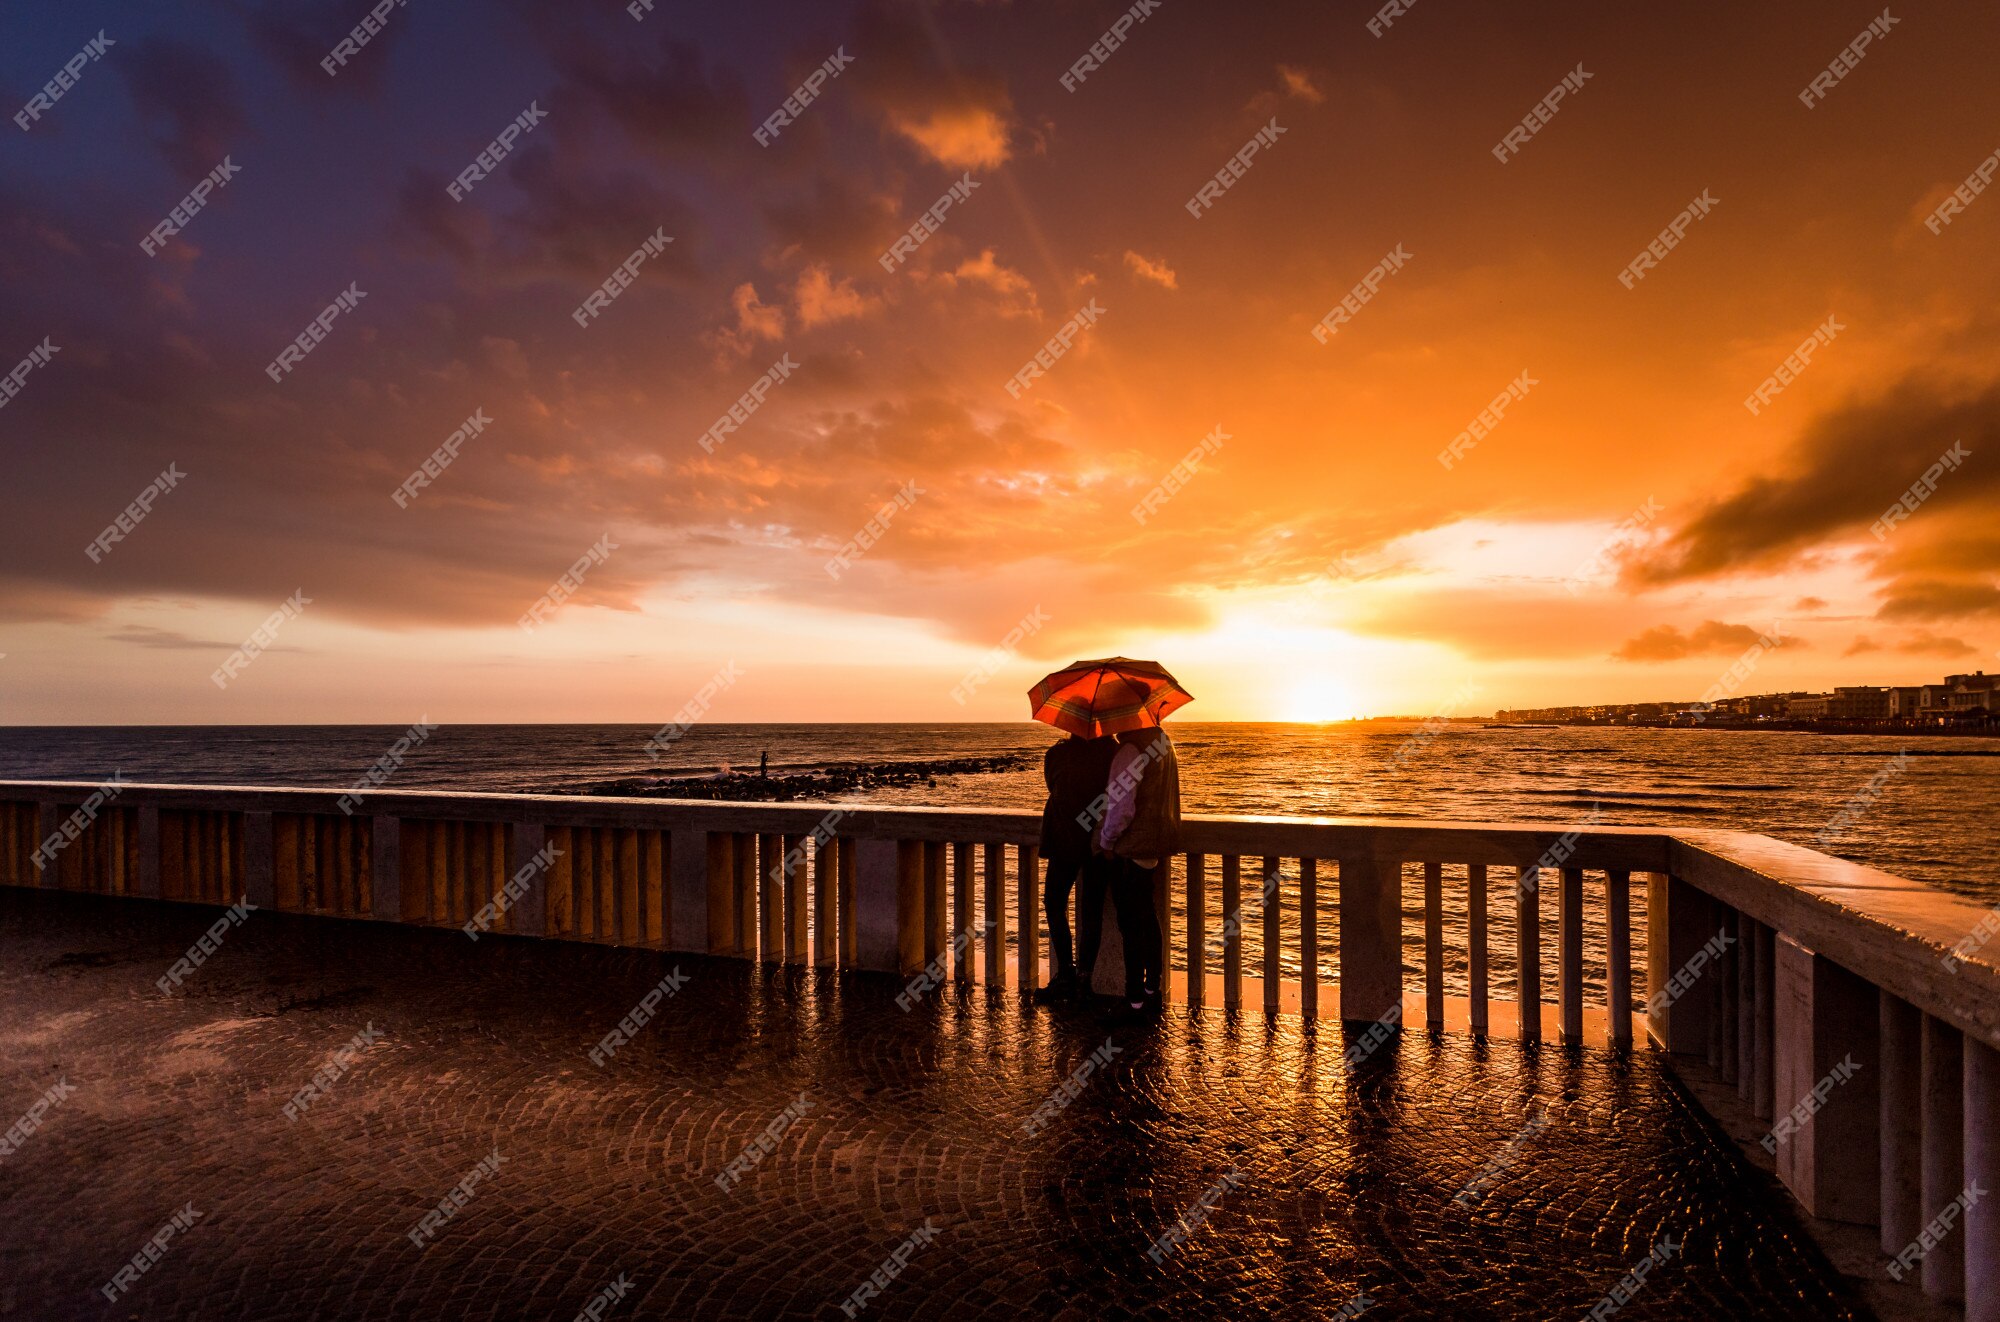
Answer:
[{"left": 1023, "top": 658, "right": 1190, "bottom": 1021}]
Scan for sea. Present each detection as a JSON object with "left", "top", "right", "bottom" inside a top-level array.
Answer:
[{"left": 4, "top": 722, "right": 1994, "bottom": 998}]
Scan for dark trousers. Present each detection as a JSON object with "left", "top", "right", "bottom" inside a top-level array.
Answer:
[
  {"left": 1109, "top": 858, "right": 1163, "bottom": 1001},
  {"left": 1043, "top": 854, "right": 1108, "bottom": 982}
]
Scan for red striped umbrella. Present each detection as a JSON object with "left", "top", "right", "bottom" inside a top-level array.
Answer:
[{"left": 1028, "top": 657, "right": 1193, "bottom": 737}]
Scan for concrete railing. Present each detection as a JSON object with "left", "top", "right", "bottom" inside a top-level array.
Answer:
[{"left": 2, "top": 779, "right": 1995, "bottom": 1313}]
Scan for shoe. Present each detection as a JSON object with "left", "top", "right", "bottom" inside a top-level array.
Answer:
[{"left": 1032, "top": 972, "right": 1078, "bottom": 1005}]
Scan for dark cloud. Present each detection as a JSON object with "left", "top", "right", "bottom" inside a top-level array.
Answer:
[
  {"left": 233, "top": 0, "right": 412, "bottom": 93},
  {"left": 120, "top": 37, "right": 248, "bottom": 181},
  {"left": 1629, "top": 377, "right": 2000, "bottom": 592},
  {"left": 1613, "top": 620, "right": 1796, "bottom": 663},
  {"left": 555, "top": 36, "right": 754, "bottom": 157}
]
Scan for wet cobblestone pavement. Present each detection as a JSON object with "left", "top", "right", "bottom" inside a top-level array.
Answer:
[{"left": 0, "top": 890, "right": 1867, "bottom": 1320}]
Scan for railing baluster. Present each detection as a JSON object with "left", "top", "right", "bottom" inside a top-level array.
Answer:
[
  {"left": 1517, "top": 865, "right": 1542, "bottom": 1043},
  {"left": 1221, "top": 855, "right": 1242, "bottom": 1011},
  {"left": 732, "top": 832, "right": 756, "bottom": 958},
  {"left": 759, "top": 832, "right": 782, "bottom": 961},
  {"left": 1560, "top": 867, "right": 1584, "bottom": 1046},
  {"left": 783, "top": 833, "right": 807, "bottom": 964},
  {"left": 1262, "top": 855, "right": 1282, "bottom": 1016},
  {"left": 1154, "top": 859, "right": 1173, "bottom": 1009},
  {"left": 1606, "top": 869, "right": 1632, "bottom": 1049},
  {"left": 1015, "top": 845, "right": 1039, "bottom": 993},
  {"left": 1881, "top": 991, "right": 1923, "bottom": 1256},
  {"left": 705, "top": 832, "right": 734, "bottom": 955},
  {"left": 952, "top": 842, "right": 974, "bottom": 986},
  {"left": 1753, "top": 920, "right": 1774, "bottom": 1119},
  {"left": 813, "top": 833, "right": 837, "bottom": 968},
  {"left": 838, "top": 837, "right": 857, "bottom": 966},
  {"left": 923, "top": 841, "right": 946, "bottom": 968},
  {"left": 1923, "top": 1015, "right": 1967, "bottom": 1302},
  {"left": 1718, "top": 900, "right": 1739, "bottom": 1082},
  {"left": 1737, "top": 908, "right": 1755, "bottom": 1096},
  {"left": 1187, "top": 852, "right": 1207, "bottom": 1011},
  {"left": 1424, "top": 861, "right": 1444, "bottom": 1031},
  {"left": 982, "top": 842, "right": 1003, "bottom": 986},
  {"left": 1468, "top": 863, "right": 1489, "bottom": 1036},
  {"left": 1963, "top": 1035, "right": 1998, "bottom": 1312},
  {"left": 1299, "top": 857, "right": 1317, "bottom": 1020}
]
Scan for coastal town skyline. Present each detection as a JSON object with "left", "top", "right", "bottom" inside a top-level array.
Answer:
[{"left": 4, "top": 1, "right": 2000, "bottom": 725}]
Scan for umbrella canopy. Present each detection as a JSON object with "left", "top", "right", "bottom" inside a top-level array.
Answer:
[{"left": 1028, "top": 657, "right": 1193, "bottom": 737}]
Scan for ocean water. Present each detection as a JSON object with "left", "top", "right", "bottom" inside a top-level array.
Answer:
[{"left": 1, "top": 721, "right": 1993, "bottom": 901}]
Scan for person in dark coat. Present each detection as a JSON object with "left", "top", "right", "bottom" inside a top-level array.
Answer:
[
  {"left": 1033, "top": 732, "right": 1119, "bottom": 1003},
  {"left": 1093, "top": 724, "right": 1183, "bottom": 1019}
]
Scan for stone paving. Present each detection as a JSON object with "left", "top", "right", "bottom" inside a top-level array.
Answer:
[{"left": 0, "top": 889, "right": 1868, "bottom": 1320}]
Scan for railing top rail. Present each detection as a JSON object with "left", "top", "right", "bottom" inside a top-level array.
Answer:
[{"left": 3, "top": 778, "right": 1995, "bottom": 1042}]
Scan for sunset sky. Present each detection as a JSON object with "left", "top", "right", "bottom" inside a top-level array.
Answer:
[{"left": 3, "top": 0, "right": 1998, "bottom": 724}]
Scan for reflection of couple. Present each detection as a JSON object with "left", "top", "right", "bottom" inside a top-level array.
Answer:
[{"left": 1025, "top": 659, "right": 1188, "bottom": 1021}]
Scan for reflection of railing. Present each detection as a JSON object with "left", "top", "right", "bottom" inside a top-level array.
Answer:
[{"left": 3, "top": 780, "right": 1995, "bottom": 1308}]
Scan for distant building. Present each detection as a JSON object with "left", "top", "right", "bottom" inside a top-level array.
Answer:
[
  {"left": 1785, "top": 694, "right": 1831, "bottom": 719},
  {"left": 1828, "top": 686, "right": 1890, "bottom": 721},
  {"left": 1888, "top": 686, "right": 1925, "bottom": 719}
]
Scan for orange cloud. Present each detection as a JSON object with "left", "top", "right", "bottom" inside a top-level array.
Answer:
[
  {"left": 1123, "top": 251, "right": 1178, "bottom": 289},
  {"left": 888, "top": 105, "right": 1011, "bottom": 169}
]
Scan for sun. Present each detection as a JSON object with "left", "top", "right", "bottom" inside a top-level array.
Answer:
[{"left": 1281, "top": 676, "right": 1361, "bottom": 723}]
